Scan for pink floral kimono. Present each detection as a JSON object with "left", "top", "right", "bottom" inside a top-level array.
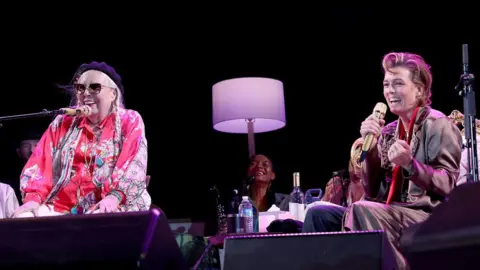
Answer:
[{"left": 19, "top": 107, "right": 150, "bottom": 214}]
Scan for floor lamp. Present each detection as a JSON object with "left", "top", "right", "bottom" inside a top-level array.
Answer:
[{"left": 212, "top": 77, "right": 286, "bottom": 158}]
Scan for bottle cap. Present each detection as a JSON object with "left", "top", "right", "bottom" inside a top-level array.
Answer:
[
  {"left": 242, "top": 196, "right": 249, "bottom": 200},
  {"left": 293, "top": 172, "right": 300, "bottom": 186}
]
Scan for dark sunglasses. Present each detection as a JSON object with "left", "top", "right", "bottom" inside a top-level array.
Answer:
[{"left": 73, "top": 83, "right": 113, "bottom": 94}]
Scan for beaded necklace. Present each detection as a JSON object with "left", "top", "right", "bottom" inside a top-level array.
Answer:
[{"left": 70, "top": 124, "right": 103, "bottom": 215}]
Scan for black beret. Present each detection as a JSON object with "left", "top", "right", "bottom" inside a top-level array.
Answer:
[{"left": 73, "top": 61, "right": 124, "bottom": 94}]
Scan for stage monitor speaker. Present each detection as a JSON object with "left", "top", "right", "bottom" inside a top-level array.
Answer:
[
  {"left": 0, "top": 209, "right": 187, "bottom": 270},
  {"left": 401, "top": 182, "right": 480, "bottom": 269},
  {"left": 223, "top": 230, "right": 392, "bottom": 270}
]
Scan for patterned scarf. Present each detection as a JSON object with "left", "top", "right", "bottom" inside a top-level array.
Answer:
[
  {"left": 386, "top": 106, "right": 420, "bottom": 204},
  {"left": 46, "top": 108, "right": 123, "bottom": 205}
]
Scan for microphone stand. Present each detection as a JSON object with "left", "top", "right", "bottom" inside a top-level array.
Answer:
[
  {"left": 455, "top": 44, "right": 479, "bottom": 183},
  {"left": 0, "top": 109, "right": 65, "bottom": 128}
]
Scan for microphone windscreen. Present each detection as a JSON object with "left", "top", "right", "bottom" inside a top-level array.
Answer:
[{"left": 373, "top": 102, "right": 388, "bottom": 120}]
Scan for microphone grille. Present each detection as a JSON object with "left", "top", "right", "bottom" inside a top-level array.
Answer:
[{"left": 373, "top": 102, "right": 387, "bottom": 119}]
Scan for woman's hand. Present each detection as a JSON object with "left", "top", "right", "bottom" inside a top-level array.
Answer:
[
  {"left": 360, "top": 114, "right": 385, "bottom": 139},
  {"left": 86, "top": 195, "right": 120, "bottom": 214},
  {"left": 388, "top": 140, "right": 413, "bottom": 168},
  {"left": 12, "top": 201, "right": 40, "bottom": 218}
]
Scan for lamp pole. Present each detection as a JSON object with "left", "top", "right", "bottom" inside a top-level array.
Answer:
[{"left": 246, "top": 118, "right": 255, "bottom": 158}]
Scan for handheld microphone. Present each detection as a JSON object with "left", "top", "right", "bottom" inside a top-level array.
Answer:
[
  {"left": 246, "top": 176, "right": 256, "bottom": 185},
  {"left": 241, "top": 176, "right": 255, "bottom": 196},
  {"left": 359, "top": 102, "right": 388, "bottom": 162}
]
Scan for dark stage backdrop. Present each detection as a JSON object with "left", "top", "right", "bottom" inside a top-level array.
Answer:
[{"left": 0, "top": 12, "right": 477, "bottom": 234}]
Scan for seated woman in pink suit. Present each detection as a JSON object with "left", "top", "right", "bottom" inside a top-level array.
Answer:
[{"left": 12, "top": 61, "right": 150, "bottom": 217}]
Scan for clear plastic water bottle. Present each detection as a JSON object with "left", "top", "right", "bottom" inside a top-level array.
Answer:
[{"left": 238, "top": 196, "right": 254, "bottom": 233}]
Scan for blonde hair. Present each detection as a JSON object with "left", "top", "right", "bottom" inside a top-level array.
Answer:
[
  {"left": 382, "top": 52, "right": 432, "bottom": 106},
  {"left": 448, "top": 109, "right": 480, "bottom": 136}
]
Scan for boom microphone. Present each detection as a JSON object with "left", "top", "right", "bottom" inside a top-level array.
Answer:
[
  {"left": 359, "top": 102, "right": 388, "bottom": 162},
  {"left": 59, "top": 106, "right": 92, "bottom": 117}
]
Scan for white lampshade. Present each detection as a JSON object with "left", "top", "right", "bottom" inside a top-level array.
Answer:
[{"left": 212, "top": 77, "right": 286, "bottom": 133}]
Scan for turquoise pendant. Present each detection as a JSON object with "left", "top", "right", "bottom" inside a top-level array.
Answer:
[
  {"left": 96, "top": 157, "right": 104, "bottom": 167},
  {"left": 71, "top": 206, "right": 83, "bottom": 215}
]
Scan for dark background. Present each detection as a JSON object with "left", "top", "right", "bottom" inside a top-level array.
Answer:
[{"left": 0, "top": 9, "right": 477, "bottom": 234}]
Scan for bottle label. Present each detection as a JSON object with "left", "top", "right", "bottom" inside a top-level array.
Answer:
[
  {"left": 239, "top": 208, "right": 254, "bottom": 233},
  {"left": 289, "top": 202, "right": 306, "bottom": 221}
]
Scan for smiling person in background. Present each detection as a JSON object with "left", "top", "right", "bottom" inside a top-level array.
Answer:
[
  {"left": 245, "top": 154, "right": 289, "bottom": 212},
  {"left": 12, "top": 61, "right": 150, "bottom": 218}
]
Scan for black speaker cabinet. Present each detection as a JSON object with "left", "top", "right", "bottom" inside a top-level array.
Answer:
[
  {"left": 223, "top": 230, "right": 390, "bottom": 270},
  {"left": 401, "top": 182, "right": 480, "bottom": 269},
  {"left": 0, "top": 210, "right": 187, "bottom": 270}
]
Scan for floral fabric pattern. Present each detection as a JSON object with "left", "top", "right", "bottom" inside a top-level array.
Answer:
[{"left": 19, "top": 107, "right": 150, "bottom": 214}]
